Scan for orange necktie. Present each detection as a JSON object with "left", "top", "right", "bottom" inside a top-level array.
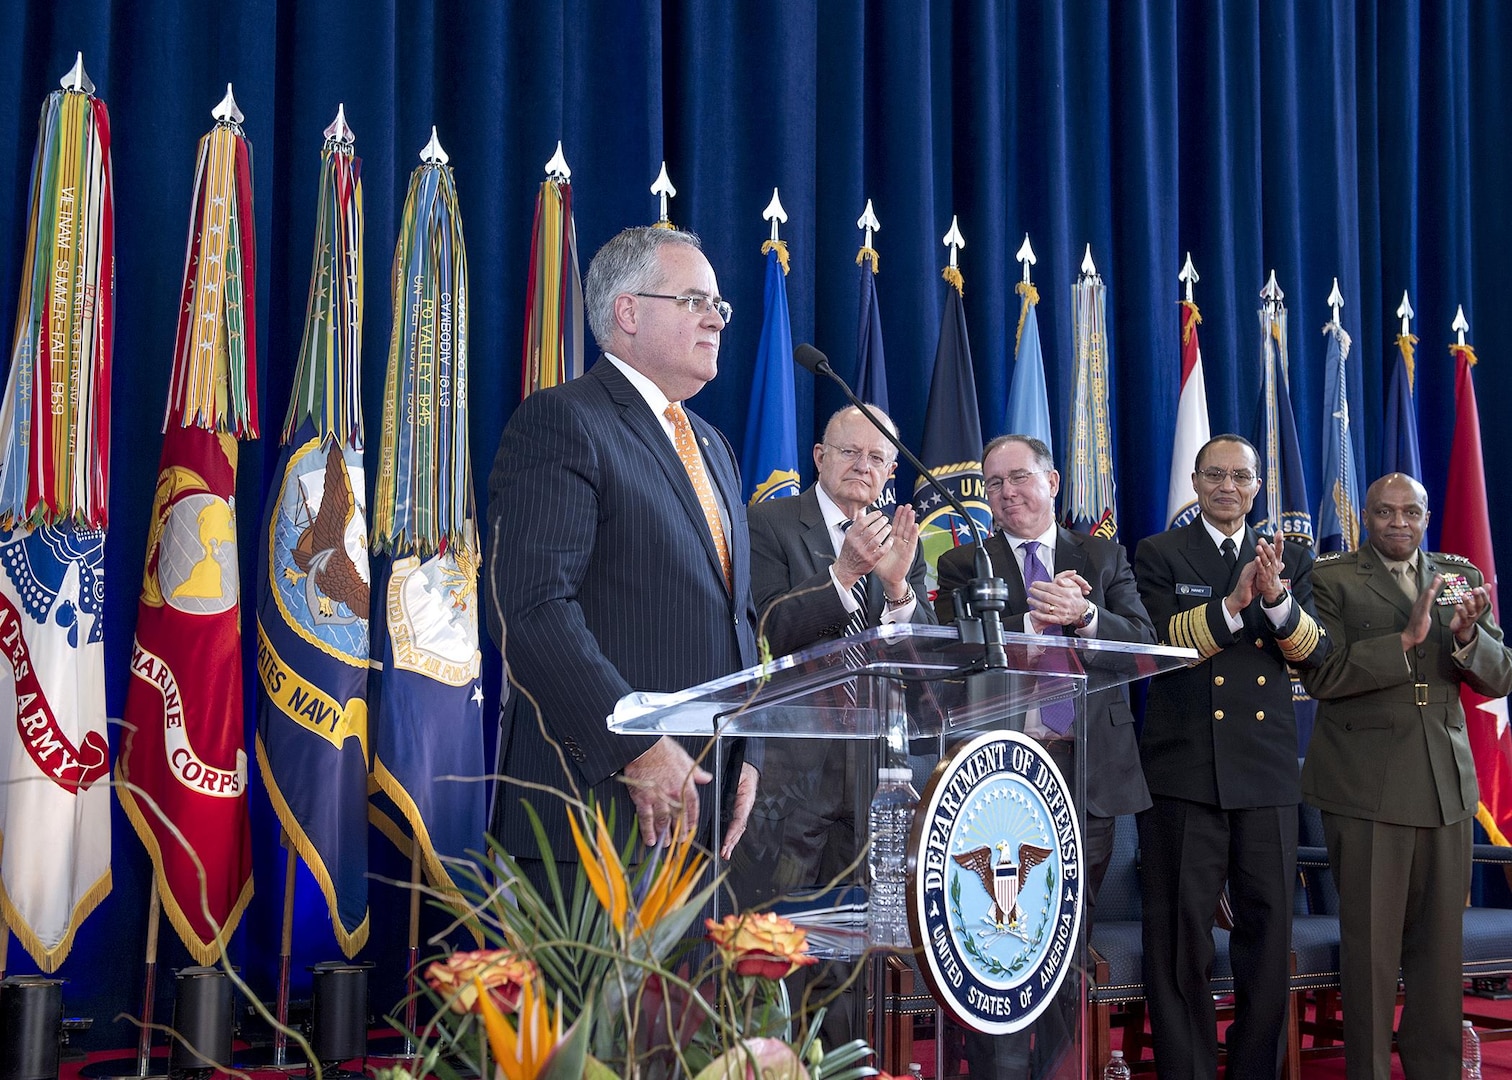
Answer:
[{"left": 665, "top": 403, "right": 732, "bottom": 590}]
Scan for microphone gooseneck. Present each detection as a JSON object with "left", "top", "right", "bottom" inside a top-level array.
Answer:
[{"left": 792, "top": 343, "right": 1007, "bottom": 668}]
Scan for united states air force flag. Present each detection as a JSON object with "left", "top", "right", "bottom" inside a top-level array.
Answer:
[{"left": 368, "top": 139, "right": 484, "bottom": 905}]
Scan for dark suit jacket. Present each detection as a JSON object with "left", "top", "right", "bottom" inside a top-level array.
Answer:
[
  {"left": 1301, "top": 548, "right": 1512, "bottom": 826},
  {"left": 485, "top": 358, "right": 758, "bottom": 855},
  {"left": 748, "top": 485, "right": 935, "bottom": 658},
  {"left": 1134, "top": 521, "right": 1329, "bottom": 809},
  {"left": 934, "top": 528, "right": 1157, "bottom": 818}
]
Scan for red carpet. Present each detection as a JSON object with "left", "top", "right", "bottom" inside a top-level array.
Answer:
[{"left": 47, "top": 992, "right": 1512, "bottom": 1078}]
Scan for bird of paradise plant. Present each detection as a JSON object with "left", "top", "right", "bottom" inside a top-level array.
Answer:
[{"left": 378, "top": 792, "right": 884, "bottom": 1080}]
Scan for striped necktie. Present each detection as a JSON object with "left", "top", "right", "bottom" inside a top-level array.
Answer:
[
  {"left": 839, "top": 518, "right": 872, "bottom": 635},
  {"left": 664, "top": 403, "right": 732, "bottom": 590}
]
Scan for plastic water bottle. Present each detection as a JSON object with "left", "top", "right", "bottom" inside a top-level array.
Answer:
[
  {"left": 1463, "top": 1020, "right": 1481, "bottom": 1080},
  {"left": 867, "top": 767, "right": 919, "bottom": 947},
  {"left": 1102, "top": 1049, "right": 1131, "bottom": 1080}
]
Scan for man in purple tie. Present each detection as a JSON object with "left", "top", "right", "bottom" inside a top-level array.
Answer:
[
  {"left": 935, "top": 433, "right": 1156, "bottom": 1079},
  {"left": 1134, "top": 434, "right": 1330, "bottom": 1080}
]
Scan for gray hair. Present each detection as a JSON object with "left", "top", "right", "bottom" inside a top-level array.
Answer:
[
  {"left": 983, "top": 434, "right": 1054, "bottom": 471},
  {"left": 584, "top": 227, "right": 704, "bottom": 350}
]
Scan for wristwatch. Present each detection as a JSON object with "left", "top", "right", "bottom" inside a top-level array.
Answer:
[{"left": 1072, "top": 603, "right": 1096, "bottom": 629}]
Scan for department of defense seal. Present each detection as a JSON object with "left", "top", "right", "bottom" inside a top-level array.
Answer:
[{"left": 910, "top": 729, "right": 1083, "bottom": 1034}]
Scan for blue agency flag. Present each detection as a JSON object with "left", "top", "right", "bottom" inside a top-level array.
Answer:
[{"left": 742, "top": 243, "right": 799, "bottom": 504}]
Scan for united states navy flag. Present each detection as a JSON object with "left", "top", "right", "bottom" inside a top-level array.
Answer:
[{"left": 255, "top": 122, "right": 370, "bottom": 956}]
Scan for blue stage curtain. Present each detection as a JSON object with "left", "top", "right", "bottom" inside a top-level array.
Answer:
[{"left": 0, "top": 0, "right": 1507, "bottom": 1049}]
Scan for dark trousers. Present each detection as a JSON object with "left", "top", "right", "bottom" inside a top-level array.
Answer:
[
  {"left": 1322, "top": 812, "right": 1470, "bottom": 1080},
  {"left": 1137, "top": 798, "right": 1297, "bottom": 1080},
  {"left": 961, "top": 811, "right": 1117, "bottom": 1079}
]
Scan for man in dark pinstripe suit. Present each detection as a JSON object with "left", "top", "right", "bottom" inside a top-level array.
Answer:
[{"left": 486, "top": 227, "right": 759, "bottom": 868}]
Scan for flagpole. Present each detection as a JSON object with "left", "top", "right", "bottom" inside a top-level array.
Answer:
[
  {"left": 404, "top": 845, "right": 422, "bottom": 1053},
  {"left": 272, "top": 845, "right": 297, "bottom": 1068},
  {"left": 77, "top": 884, "right": 164, "bottom": 1078}
]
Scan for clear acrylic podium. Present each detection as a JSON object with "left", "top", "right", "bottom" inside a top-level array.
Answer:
[{"left": 610, "top": 623, "right": 1195, "bottom": 1078}]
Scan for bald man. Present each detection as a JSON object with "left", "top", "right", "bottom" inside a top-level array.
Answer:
[{"left": 1302, "top": 473, "right": 1512, "bottom": 1080}]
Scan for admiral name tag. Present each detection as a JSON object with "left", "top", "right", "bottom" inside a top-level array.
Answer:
[{"left": 1176, "top": 583, "right": 1213, "bottom": 597}]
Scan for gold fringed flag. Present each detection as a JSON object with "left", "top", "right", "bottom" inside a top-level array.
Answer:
[
  {"left": 255, "top": 112, "right": 371, "bottom": 956},
  {"left": 368, "top": 131, "right": 483, "bottom": 907},
  {"left": 0, "top": 58, "right": 114, "bottom": 972},
  {"left": 117, "top": 92, "right": 257, "bottom": 966}
]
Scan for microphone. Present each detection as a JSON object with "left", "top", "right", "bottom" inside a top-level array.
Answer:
[{"left": 793, "top": 343, "right": 1008, "bottom": 667}]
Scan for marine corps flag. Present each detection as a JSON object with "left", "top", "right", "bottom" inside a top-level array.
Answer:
[
  {"left": 914, "top": 229, "right": 990, "bottom": 592},
  {"left": 117, "top": 92, "right": 257, "bottom": 965},
  {"left": 742, "top": 219, "right": 799, "bottom": 504},
  {"left": 0, "top": 57, "right": 114, "bottom": 971},
  {"left": 368, "top": 130, "right": 484, "bottom": 904},
  {"left": 855, "top": 230, "right": 893, "bottom": 505},
  {"left": 1439, "top": 335, "right": 1512, "bottom": 845},
  {"left": 1065, "top": 250, "right": 1118, "bottom": 538},
  {"left": 255, "top": 113, "right": 370, "bottom": 955}
]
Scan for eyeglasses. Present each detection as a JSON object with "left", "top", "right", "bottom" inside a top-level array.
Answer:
[
  {"left": 984, "top": 470, "right": 1046, "bottom": 493},
  {"left": 824, "top": 444, "right": 892, "bottom": 470},
  {"left": 634, "top": 292, "right": 733, "bottom": 324},
  {"left": 1196, "top": 467, "right": 1258, "bottom": 486}
]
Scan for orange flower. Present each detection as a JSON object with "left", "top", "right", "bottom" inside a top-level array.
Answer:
[
  {"left": 566, "top": 802, "right": 630, "bottom": 931},
  {"left": 633, "top": 819, "right": 707, "bottom": 934},
  {"left": 477, "top": 973, "right": 567, "bottom": 1080},
  {"left": 706, "top": 912, "right": 819, "bottom": 980},
  {"left": 568, "top": 802, "right": 708, "bottom": 940},
  {"left": 423, "top": 948, "right": 537, "bottom": 1015}
]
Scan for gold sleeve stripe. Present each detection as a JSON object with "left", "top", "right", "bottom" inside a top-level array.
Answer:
[
  {"left": 1167, "top": 606, "right": 1221, "bottom": 659},
  {"left": 1278, "top": 610, "right": 1323, "bottom": 663}
]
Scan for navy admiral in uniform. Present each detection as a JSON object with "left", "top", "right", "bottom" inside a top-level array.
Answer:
[
  {"left": 1302, "top": 473, "right": 1512, "bottom": 1080},
  {"left": 486, "top": 227, "right": 759, "bottom": 875},
  {"left": 1134, "top": 433, "right": 1329, "bottom": 1080}
]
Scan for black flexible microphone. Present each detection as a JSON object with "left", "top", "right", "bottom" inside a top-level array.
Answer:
[{"left": 793, "top": 343, "right": 1008, "bottom": 667}]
